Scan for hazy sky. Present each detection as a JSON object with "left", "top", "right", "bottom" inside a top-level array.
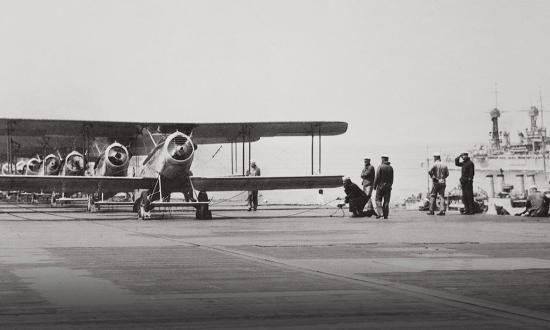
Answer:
[{"left": 1, "top": 0, "right": 550, "bottom": 146}]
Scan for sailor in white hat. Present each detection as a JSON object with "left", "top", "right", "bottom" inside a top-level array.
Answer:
[
  {"left": 427, "top": 151, "right": 449, "bottom": 215},
  {"left": 374, "top": 154, "right": 394, "bottom": 219},
  {"left": 247, "top": 160, "right": 261, "bottom": 211},
  {"left": 361, "top": 157, "right": 376, "bottom": 216},
  {"left": 516, "top": 184, "right": 550, "bottom": 217}
]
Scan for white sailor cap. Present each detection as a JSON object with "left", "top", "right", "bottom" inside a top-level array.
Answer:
[
  {"left": 529, "top": 184, "right": 538, "bottom": 190},
  {"left": 342, "top": 176, "right": 351, "bottom": 183},
  {"left": 433, "top": 152, "right": 441, "bottom": 157}
]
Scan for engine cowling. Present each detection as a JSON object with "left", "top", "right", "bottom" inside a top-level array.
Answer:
[
  {"left": 16, "top": 160, "right": 27, "bottom": 175},
  {"left": 102, "top": 142, "right": 130, "bottom": 176},
  {"left": 1, "top": 163, "right": 15, "bottom": 175},
  {"left": 42, "top": 154, "right": 61, "bottom": 176},
  {"left": 25, "top": 158, "right": 42, "bottom": 175},
  {"left": 63, "top": 151, "right": 85, "bottom": 176},
  {"left": 160, "top": 132, "right": 195, "bottom": 179},
  {"left": 165, "top": 132, "right": 194, "bottom": 162}
]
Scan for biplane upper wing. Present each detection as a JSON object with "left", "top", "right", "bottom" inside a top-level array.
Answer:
[
  {"left": 0, "top": 119, "right": 348, "bottom": 156},
  {"left": 0, "top": 175, "right": 342, "bottom": 195}
]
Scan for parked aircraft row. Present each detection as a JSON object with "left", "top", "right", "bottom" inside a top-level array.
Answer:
[{"left": 0, "top": 119, "right": 347, "bottom": 219}]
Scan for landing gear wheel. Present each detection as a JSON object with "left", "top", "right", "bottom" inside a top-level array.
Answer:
[{"left": 195, "top": 205, "right": 212, "bottom": 220}]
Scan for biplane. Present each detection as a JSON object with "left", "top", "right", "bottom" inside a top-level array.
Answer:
[{"left": 0, "top": 119, "right": 347, "bottom": 219}]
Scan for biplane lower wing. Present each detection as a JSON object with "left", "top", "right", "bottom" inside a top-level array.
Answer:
[
  {"left": 0, "top": 175, "right": 157, "bottom": 194},
  {"left": 0, "top": 175, "right": 343, "bottom": 194},
  {"left": 190, "top": 176, "right": 343, "bottom": 191}
]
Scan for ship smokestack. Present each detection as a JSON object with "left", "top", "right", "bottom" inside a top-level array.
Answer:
[
  {"left": 515, "top": 174, "right": 525, "bottom": 198},
  {"left": 496, "top": 174, "right": 505, "bottom": 194},
  {"left": 486, "top": 174, "right": 495, "bottom": 198},
  {"left": 529, "top": 106, "right": 539, "bottom": 131},
  {"left": 490, "top": 108, "right": 501, "bottom": 149}
]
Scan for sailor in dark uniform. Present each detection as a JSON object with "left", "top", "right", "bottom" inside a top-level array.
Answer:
[
  {"left": 338, "top": 177, "right": 368, "bottom": 217},
  {"left": 455, "top": 152, "right": 475, "bottom": 214}
]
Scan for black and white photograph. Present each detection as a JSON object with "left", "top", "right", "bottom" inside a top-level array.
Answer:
[{"left": 1, "top": 0, "right": 550, "bottom": 328}]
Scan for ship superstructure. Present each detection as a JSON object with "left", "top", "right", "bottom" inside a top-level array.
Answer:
[{"left": 471, "top": 106, "right": 549, "bottom": 172}]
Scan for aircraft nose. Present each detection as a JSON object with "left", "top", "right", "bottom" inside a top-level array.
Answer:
[
  {"left": 167, "top": 134, "right": 194, "bottom": 161},
  {"left": 107, "top": 144, "right": 129, "bottom": 167}
]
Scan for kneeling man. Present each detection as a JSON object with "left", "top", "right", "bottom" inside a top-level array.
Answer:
[
  {"left": 339, "top": 177, "right": 368, "bottom": 217},
  {"left": 516, "top": 185, "right": 550, "bottom": 217}
]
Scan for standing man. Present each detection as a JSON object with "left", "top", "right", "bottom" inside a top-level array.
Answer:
[
  {"left": 247, "top": 161, "right": 261, "bottom": 211},
  {"left": 427, "top": 153, "right": 449, "bottom": 215},
  {"left": 455, "top": 152, "right": 475, "bottom": 214},
  {"left": 360, "top": 157, "right": 376, "bottom": 216},
  {"left": 373, "top": 155, "right": 394, "bottom": 219}
]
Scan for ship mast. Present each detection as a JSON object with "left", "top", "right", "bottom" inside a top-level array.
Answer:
[{"left": 540, "top": 90, "right": 547, "bottom": 181}]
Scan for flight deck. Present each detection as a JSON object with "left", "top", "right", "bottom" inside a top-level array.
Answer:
[{"left": 0, "top": 202, "right": 549, "bottom": 329}]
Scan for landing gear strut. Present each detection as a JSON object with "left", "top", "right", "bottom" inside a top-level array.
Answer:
[
  {"left": 138, "top": 191, "right": 151, "bottom": 220},
  {"left": 87, "top": 195, "right": 99, "bottom": 213}
]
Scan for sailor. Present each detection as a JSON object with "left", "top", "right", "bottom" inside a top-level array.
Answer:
[
  {"left": 338, "top": 177, "right": 368, "bottom": 217},
  {"left": 455, "top": 152, "right": 475, "bottom": 214},
  {"left": 427, "top": 152, "right": 449, "bottom": 215},
  {"left": 360, "top": 157, "right": 376, "bottom": 216},
  {"left": 515, "top": 185, "right": 550, "bottom": 217},
  {"left": 373, "top": 155, "right": 394, "bottom": 219},
  {"left": 246, "top": 161, "right": 261, "bottom": 211}
]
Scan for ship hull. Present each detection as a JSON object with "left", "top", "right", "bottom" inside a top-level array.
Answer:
[{"left": 473, "top": 155, "right": 549, "bottom": 172}]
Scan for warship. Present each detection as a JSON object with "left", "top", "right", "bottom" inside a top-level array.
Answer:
[{"left": 471, "top": 106, "right": 549, "bottom": 173}]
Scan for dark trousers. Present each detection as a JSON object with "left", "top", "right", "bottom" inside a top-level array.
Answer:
[
  {"left": 248, "top": 190, "right": 258, "bottom": 210},
  {"left": 349, "top": 197, "right": 368, "bottom": 216},
  {"left": 375, "top": 185, "right": 392, "bottom": 218},
  {"left": 461, "top": 180, "right": 474, "bottom": 214},
  {"left": 429, "top": 182, "right": 446, "bottom": 212}
]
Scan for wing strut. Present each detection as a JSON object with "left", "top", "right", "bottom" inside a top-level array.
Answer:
[
  {"left": 311, "top": 131, "right": 314, "bottom": 175},
  {"left": 248, "top": 126, "right": 252, "bottom": 173},
  {"left": 143, "top": 128, "right": 158, "bottom": 147},
  {"left": 319, "top": 126, "right": 322, "bottom": 174},
  {"left": 242, "top": 130, "right": 245, "bottom": 176},
  {"left": 230, "top": 139, "right": 234, "bottom": 174},
  {"left": 6, "top": 120, "right": 12, "bottom": 174},
  {"left": 310, "top": 124, "right": 323, "bottom": 175}
]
